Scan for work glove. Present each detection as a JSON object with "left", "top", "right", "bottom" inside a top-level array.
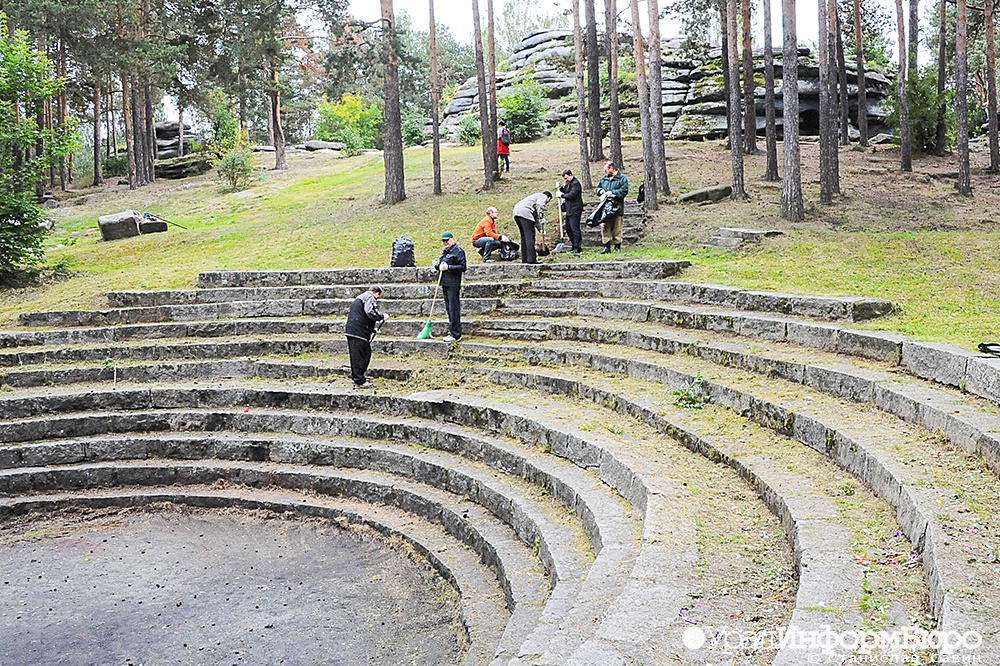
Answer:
[
  {"left": 501, "top": 235, "right": 510, "bottom": 242},
  {"left": 439, "top": 262, "right": 450, "bottom": 272},
  {"left": 381, "top": 313, "right": 390, "bottom": 323},
  {"left": 597, "top": 188, "right": 605, "bottom": 196},
  {"left": 431, "top": 258, "right": 440, "bottom": 269}
]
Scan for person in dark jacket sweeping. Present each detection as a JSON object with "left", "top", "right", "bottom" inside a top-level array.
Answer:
[
  {"left": 344, "top": 286, "right": 388, "bottom": 388},
  {"left": 558, "top": 169, "right": 584, "bottom": 254},
  {"left": 431, "top": 231, "right": 467, "bottom": 342}
]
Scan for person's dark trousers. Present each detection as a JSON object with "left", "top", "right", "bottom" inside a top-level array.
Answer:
[
  {"left": 442, "top": 285, "right": 462, "bottom": 339},
  {"left": 346, "top": 336, "right": 372, "bottom": 385},
  {"left": 514, "top": 216, "right": 537, "bottom": 264},
  {"left": 499, "top": 155, "right": 510, "bottom": 172},
  {"left": 565, "top": 211, "right": 583, "bottom": 252},
  {"left": 472, "top": 236, "right": 500, "bottom": 260}
]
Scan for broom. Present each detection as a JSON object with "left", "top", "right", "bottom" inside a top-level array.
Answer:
[{"left": 417, "top": 269, "right": 444, "bottom": 339}]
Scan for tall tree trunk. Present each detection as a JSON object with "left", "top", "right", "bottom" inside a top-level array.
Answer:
[
  {"left": 956, "top": 0, "right": 971, "bottom": 194},
  {"left": 430, "top": 0, "right": 443, "bottom": 194},
  {"left": 895, "top": 0, "right": 912, "bottom": 171},
  {"left": 726, "top": 0, "right": 746, "bottom": 199},
  {"left": 585, "top": 0, "right": 605, "bottom": 160},
  {"left": 472, "top": 0, "right": 496, "bottom": 190},
  {"left": 605, "top": 0, "right": 623, "bottom": 167},
  {"left": 93, "top": 82, "right": 104, "bottom": 186},
  {"left": 574, "top": 0, "right": 594, "bottom": 189},
  {"left": 781, "top": 0, "right": 804, "bottom": 220},
  {"left": 986, "top": 0, "right": 998, "bottom": 172},
  {"left": 828, "top": 0, "right": 841, "bottom": 191},
  {"left": 144, "top": 81, "right": 155, "bottom": 181},
  {"left": 108, "top": 73, "right": 116, "bottom": 160},
  {"left": 381, "top": 0, "right": 406, "bottom": 201},
  {"left": 763, "top": 0, "right": 779, "bottom": 180},
  {"left": 121, "top": 72, "right": 137, "bottom": 190},
  {"left": 908, "top": 0, "right": 918, "bottom": 76},
  {"left": 835, "top": 7, "right": 850, "bottom": 145},
  {"left": 934, "top": 0, "right": 947, "bottom": 155},
  {"left": 267, "top": 103, "right": 275, "bottom": 147},
  {"left": 57, "top": 31, "right": 68, "bottom": 190},
  {"left": 818, "top": 0, "right": 835, "bottom": 202},
  {"left": 270, "top": 61, "right": 288, "bottom": 171},
  {"left": 648, "top": 0, "right": 670, "bottom": 195},
  {"left": 741, "top": 0, "right": 757, "bottom": 154},
  {"left": 629, "top": 0, "right": 658, "bottom": 209},
  {"left": 487, "top": 0, "right": 499, "bottom": 180},
  {"left": 853, "top": 0, "right": 869, "bottom": 146}
]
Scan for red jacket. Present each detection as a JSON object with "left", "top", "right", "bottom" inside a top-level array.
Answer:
[{"left": 472, "top": 215, "right": 501, "bottom": 241}]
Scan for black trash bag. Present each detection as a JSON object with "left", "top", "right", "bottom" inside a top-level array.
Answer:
[
  {"left": 390, "top": 236, "right": 415, "bottom": 267},
  {"left": 979, "top": 342, "right": 1000, "bottom": 356},
  {"left": 585, "top": 194, "right": 623, "bottom": 227},
  {"left": 497, "top": 240, "right": 520, "bottom": 261}
]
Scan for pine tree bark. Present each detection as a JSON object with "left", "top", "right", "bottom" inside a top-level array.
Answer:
[
  {"left": 827, "top": 0, "right": 840, "bottom": 191},
  {"left": 835, "top": 8, "right": 850, "bottom": 146},
  {"left": 472, "top": 0, "right": 496, "bottom": 190},
  {"left": 818, "top": 0, "right": 834, "bottom": 202},
  {"left": 629, "top": 0, "right": 657, "bottom": 209},
  {"left": 178, "top": 105, "right": 185, "bottom": 158},
  {"left": 585, "top": 0, "right": 605, "bottom": 160},
  {"left": 121, "top": 72, "right": 137, "bottom": 190},
  {"left": 908, "top": 0, "right": 918, "bottom": 76},
  {"left": 894, "top": 0, "right": 912, "bottom": 171},
  {"left": 270, "top": 61, "right": 288, "bottom": 171},
  {"left": 781, "top": 0, "right": 804, "bottom": 220},
  {"left": 956, "top": 0, "right": 971, "bottom": 194},
  {"left": 381, "top": 0, "right": 405, "bottom": 200},
  {"left": 57, "top": 31, "right": 68, "bottom": 190},
  {"left": 648, "top": 0, "right": 670, "bottom": 195},
  {"left": 721, "top": 1, "right": 731, "bottom": 142},
  {"left": 486, "top": 0, "right": 499, "bottom": 179},
  {"left": 933, "top": 0, "right": 947, "bottom": 155},
  {"left": 726, "top": 0, "right": 746, "bottom": 199},
  {"left": 986, "top": 0, "right": 998, "bottom": 172},
  {"left": 93, "top": 82, "right": 103, "bottom": 186},
  {"left": 763, "top": 0, "right": 779, "bottom": 180},
  {"left": 574, "top": 0, "right": 594, "bottom": 189},
  {"left": 741, "top": 0, "right": 757, "bottom": 154},
  {"left": 605, "top": 0, "right": 623, "bottom": 168},
  {"left": 429, "top": 0, "right": 443, "bottom": 194},
  {"left": 853, "top": 0, "right": 869, "bottom": 146},
  {"left": 144, "top": 81, "right": 155, "bottom": 180}
]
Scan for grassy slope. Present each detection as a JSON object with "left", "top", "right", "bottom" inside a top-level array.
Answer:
[{"left": 5, "top": 137, "right": 1000, "bottom": 349}]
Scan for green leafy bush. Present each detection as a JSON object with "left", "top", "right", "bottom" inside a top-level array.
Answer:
[
  {"left": 0, "top": 192, "right": 48, "bottom": 279},
  {"left": 104, "top": 155, "right": 127, "bottom": 177},
  {"left": 402, "top": 111, "right": 427, "bottom": 147},
  {"left": 673, "top": 374, "right": 711, "bottom": 409},
  {"left": 885, "top": 67, "right": 955, "bottom": 152},
  {"left": 499, "top": 80, "right": 548, "bottom": 143},
  {"left": 205, "top": 89, "right": 239, "bottom": 147},
  {"left": 212, "top": 132, "right": 257, "bottom": 192},
  {"left": 316, "top": 94, "right": 382, "bottom": 155},
  {"left": 458, "top": 113, "right": 481, "bottom": 146}
]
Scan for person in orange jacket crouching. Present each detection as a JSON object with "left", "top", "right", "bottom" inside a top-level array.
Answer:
[{"left": 471, "top": 207, "right": 510, "bottom": 263}]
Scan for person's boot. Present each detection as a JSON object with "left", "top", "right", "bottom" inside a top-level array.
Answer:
[
  {"left": 600, "top": 243, "right": 611, "bottom": 254},
  {"left": 613, "top": 244, "right": 621, "bottom": 253}
]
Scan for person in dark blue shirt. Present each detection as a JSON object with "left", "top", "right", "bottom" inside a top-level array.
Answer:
[{"left": 431, "top": 231, "right": 467, "bottom": 342}]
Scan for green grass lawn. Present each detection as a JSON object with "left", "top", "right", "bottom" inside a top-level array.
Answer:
[{"left": 5, "top": 137, "right": 999, "bottom": 350}]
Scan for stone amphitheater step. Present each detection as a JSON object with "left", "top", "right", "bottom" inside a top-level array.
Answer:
[
  {"left": 195, "top": 260, "right": 689, "bottom": 289},
  {"left": 0, "top": 487, "right": 511, "bottom": 666},
  {"left": 443, "top": 338, "right": 998, "bottom": 663}
]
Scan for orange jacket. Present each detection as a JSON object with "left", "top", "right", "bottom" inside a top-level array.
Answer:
[{"left": 472, "top": 215, "right": 501, "bottom": 241}]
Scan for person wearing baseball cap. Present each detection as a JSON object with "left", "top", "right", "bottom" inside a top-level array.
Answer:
[{"left": 431, "top": 231, "right": 467, "bottom": 342}]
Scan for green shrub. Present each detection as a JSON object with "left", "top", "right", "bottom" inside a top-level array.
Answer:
[
  {"left": 402, "top": 111, "right": 427, "bottom": 147},
  {"left": 205, "top": 89, "right": 239, "bottom": 147},
  {"left": 498, "top": 80, "right": 548, "bottom": 143},
  {"left": 212, "top": 132, "right": 257, "bottom": 192},
  {"left": 673, "top": 374, "right": 711, "bottom": 409},
  {"left": 458, "top": 113, "right": 481, "bottom": 146},
  {"left": 103, "top": 155, "right": 127, "bottom": 178},
  {"left": 885, "top": 67, "right": 955, "bottom": 152},
  {"left": 316, "top": 94, "right": 382, "bottom": 154},
  {"left": 0, "top": 192, "right": 48, "bottom": 279}
]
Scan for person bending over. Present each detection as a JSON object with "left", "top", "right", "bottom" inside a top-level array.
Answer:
[
  {"left": 344, "top": 286, "right": 387, "bottom": 388},
  {"left": 512, "top": 191, "right": 551, "bottom": 265}
]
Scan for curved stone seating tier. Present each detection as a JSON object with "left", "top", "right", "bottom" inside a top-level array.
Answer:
[{"left": 0, "top": 487, "right": 513, "bottom": 666}]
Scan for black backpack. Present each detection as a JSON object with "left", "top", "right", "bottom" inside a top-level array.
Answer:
[{"left": 391, "top": 236, "right": 415, "bottom": 267}]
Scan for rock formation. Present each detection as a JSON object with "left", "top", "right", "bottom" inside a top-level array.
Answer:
[{"left": 442, "top": 30, "right": 892, "bottom": 142}]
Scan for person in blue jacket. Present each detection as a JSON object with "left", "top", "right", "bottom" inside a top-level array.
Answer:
[
  {"left": 431, "top": 231, "right": 467, "bottom": 342},
  {"left": 595, "top": 162, "right": 629, "bottom": 254}
]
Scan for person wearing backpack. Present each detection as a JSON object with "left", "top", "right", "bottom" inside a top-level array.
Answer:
[{"left": 497, "top": 120, "right": 512, "bottom": 173}]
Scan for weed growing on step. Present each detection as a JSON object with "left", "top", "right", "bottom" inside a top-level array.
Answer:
[{"left": 673, "top": 374, "right": 710, "bottom": 409}]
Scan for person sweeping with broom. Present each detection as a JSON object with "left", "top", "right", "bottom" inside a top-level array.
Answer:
[
  {"left": 345, "top": 286, "right": 388, "bottom": 389},
  {"left": 429, "top": 231, "right": 466, "bottom": 343}
]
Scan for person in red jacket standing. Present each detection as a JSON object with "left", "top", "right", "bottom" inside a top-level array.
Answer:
[{"left": 497, "top": 120, "right": 511, "bottom": 173}]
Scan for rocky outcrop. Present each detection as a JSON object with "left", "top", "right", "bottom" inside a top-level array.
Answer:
[
  {"left": 154, "top": 122, "right": 204, "bottom": 160},
  {"left": 442, "top": 30, "right": 892, "bottom": 142}
]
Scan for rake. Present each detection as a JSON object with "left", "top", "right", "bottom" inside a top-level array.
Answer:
[{"left": 417, "top": 269, "right": 444, "bottom": 340}]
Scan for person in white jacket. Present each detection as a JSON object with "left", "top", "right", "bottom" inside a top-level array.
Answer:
[{"left": 512, "top": 191, "right": 551, "bottom": 265}]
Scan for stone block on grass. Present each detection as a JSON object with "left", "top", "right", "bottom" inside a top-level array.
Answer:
[
  {"left": 966, "top": 356, "right": 1000, "bottom": 405},
  {"left": 98, "top": 210, "right": 141, "bottom": 241},
  {"left": 837, "top": 329, "right": 908, "bottom": 364},
  {"left": 901, "top": 341, "right": 974, "bottom": 388}
]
